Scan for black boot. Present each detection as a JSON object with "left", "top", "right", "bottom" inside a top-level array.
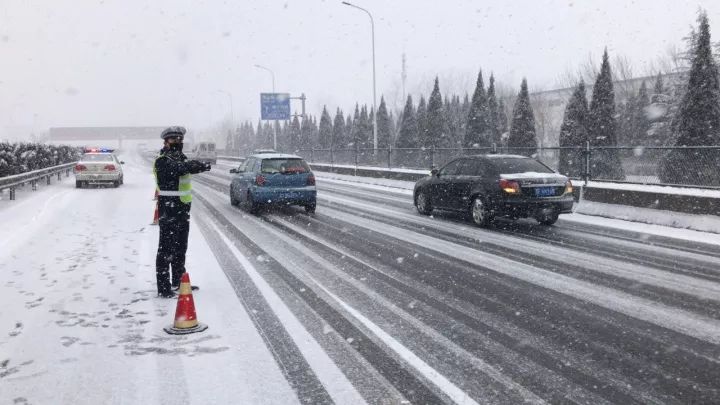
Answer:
[
  {"left": 172, "top": 284, "right": 199, "bottom": 291},
  {"left": 158, "top": 291, "right": 176, "bottom": 298}
]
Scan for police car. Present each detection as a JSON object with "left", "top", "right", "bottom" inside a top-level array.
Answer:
[{"left": 74, "top": 148, "right": 125, "bottom": 188}]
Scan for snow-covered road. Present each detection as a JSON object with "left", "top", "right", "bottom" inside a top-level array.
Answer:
[
  {"left": 0, "top": 151, "right": 300, "bottom": 405},
  {"left": 2, "top": 151, "right": 720, "bottom": 404}
]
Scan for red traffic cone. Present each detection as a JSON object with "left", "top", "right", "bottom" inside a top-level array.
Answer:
[
  {"left": 164, "top": 273, "right": 208, "bottom": 335},
  {"left": 150, "top": 201, "right": 159, "bottom": 225}
]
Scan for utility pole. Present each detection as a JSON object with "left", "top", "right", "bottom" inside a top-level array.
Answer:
[{"left": 290, "top": 93, "right": 307, "bottom": 120}]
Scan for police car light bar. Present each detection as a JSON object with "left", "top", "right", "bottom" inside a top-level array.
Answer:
[{"left": 84, "top": 148, "right": 114, "bottom": 153}]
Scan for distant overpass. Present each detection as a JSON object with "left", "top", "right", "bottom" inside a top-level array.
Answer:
[{"left": 48, "top": 127, "right": 166, "bottom": 142}]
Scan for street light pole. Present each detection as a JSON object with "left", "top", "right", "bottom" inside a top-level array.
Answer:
[
  {"left": 254, "top": 64, "right": 276, "bottom": 93},
  {"left": 342, "top": 1, "right": 377, "bottom": 152}
]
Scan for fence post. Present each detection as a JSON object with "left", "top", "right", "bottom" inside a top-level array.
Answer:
[
  {"left": 492, "top": 143, "right": 497, "bottom": 154},
  {"left": 47, "top": 175, "right": 51, "bottom": 185},
  {"left": 330, "top": 147, "right": 334, "bottom": 168},
  {"left": 310, "top": 148, "right": 314, "bottom": 163},
  {"left": 583, "top": 141, "right": 591, "bottom": 186},
  {"left": 354, "top": 145, "right": 359, "bottom": 176},
  {"left": 32, "top": 180, "right": 37, "bottom": 191},
  {"left": 57, "top": 172, "right": 61, "bottom": 181},
  {"left": 431, "top": 146, "right": 436, "bottom": 168},
  {"left": 9, "top": 187, "right": 16, "bottom": 200},
  {"left": 388, "top": 147, "right": 392, "bottom": 170}
]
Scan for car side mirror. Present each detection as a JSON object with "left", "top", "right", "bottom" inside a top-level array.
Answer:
[
  {"left": 431, "top": 168, "right": 439, "bottom": 177},
  {"left": 229, "top": 169, "right": 239, "bottom": 174},
  {"left": 120, "top": 161, "right": 125, "bottom": 165}
]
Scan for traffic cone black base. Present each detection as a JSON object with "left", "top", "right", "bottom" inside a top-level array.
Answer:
[
  {"left": 164, "top": 273, "right": 206, "bottom": 335},
  {"left": 164, "top": 323, "right": 208, "bottom": 335}
]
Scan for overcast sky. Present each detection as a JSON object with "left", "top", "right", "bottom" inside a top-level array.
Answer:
[{"left": 1, "top": 0, "right": 719, "bottom": 139}]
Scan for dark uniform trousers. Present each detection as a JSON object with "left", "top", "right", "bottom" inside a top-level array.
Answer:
[{"left": 156, "top": 197, "right": 191, "bottom": 294}]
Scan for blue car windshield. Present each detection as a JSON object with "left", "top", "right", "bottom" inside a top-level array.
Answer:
[{"left": 261, "top": 158, "right": 310, "bottom": 174}]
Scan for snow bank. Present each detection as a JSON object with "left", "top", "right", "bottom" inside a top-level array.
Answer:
[{"left": 572, "top": 200, "right": 720, "bottom": 235}]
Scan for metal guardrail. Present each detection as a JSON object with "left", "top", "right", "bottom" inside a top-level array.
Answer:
[
  {"left": 217, "top": 155, "right": 244, "bottom": 162},
  {"left": 0, "top": 162, "right": 76, "bottom": 200},
  {"left": 287, "top": 145, "right": 720, "bottom": 189}
]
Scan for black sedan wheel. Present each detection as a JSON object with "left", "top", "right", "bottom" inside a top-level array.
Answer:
[
  {"left": 415, "top": 190, "right": 433, "bottom": 215},
  {"left": 535, "top": 209, "right": 559, "bottom": 226},
  {"left": 470, "top": 196, "right": 494, "bottom": 227}
]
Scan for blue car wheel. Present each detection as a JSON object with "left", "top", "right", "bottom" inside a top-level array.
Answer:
[{"left": 304, "top": 200, "right": 316, "bottom": 214}]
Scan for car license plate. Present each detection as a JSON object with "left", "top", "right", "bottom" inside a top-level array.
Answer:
[{"left": 535, "top": 187, "right": 555, "bottom": 197}]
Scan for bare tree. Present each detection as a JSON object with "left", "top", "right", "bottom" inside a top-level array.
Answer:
[{"left": 612, "top": 54, "right": 636, "bottom": 102}]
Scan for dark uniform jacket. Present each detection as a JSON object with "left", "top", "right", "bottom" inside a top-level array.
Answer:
[{"left": 154, "top": 147, "right": 207, "bottom": 214}]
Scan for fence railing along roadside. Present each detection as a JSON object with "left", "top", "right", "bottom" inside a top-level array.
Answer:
[
  {"left": 0, "top": 162, "right": 76, "bottom": 200},
  {"left": 219, "top": 145, "right": 720, "bottom": 189}
]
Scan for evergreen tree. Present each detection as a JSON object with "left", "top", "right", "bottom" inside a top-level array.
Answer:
[
  {"left": 345, "top": 114, "right": 353, "bottom": 145},
  {"left": 333, "top": 109, "right": 345, "bottom": 148},
  {"left": 486, "top": 74, "right": 501, "bottom": 145},
  {"left": 281, "top": 121, "right": 290, "bottom": 150},
  {"left": 497, "top": 99, "right": 509, "bottom": 139},
  {"left": 310, "top": 115, "right": 319, "bottom": 147},
  {"left": 247, "top": 122, "right": 257, "bottom": 151},
  {"left": 235, "top": 124, "right": 244, "bottom": 151},
  {"left": 318, "top": 107, "right": 333, "bottom": 149},
  {"left": 368, "top": 107, "right": 375, "bottom": 148},
  {"left": 416, "top": 96, "right": 428, "bottom": 147},
  {"left": 359, "top": 105, "right": 371, "bottom": 148},
  {"left": 350, "top": 104, "right": 361, "bottom": 148},
  {"left": 558, "top": 81, "right": 589, "bottom": 177},
  {"left": 263, "top": 122, "right": 273, "bottom": 149},
  {"left": 661, "top": 11, "right": 720, "bottom": 185},
  {"left": 587, "top": 49, "right": 625, "bottom": 180},
  {"left": 377, "top": 97, "right": 391, "bottom": 148},
  {"left": 299, "top": 116, "right": 313, "bottom": 149},
  {"left": 425, "top": 77, "right": 446, "bottom": 148},
  {"left": 507, "top": 78, "right": 538, "bottom": 155},
  {"left": 288, "top": 116, "right": 301, "bottom": 152},
  {"left": 464, "top": 70, "right": 491, "bottom": 148},
  {"left": 388, "top": 111, "right": 398, "bottom": 146},
  {"left": 272, "top": 120, "right": 281, "bottom": 150},
  {"left": 396, "top": 95, "right": 418, "bottom": 148},
  {"left": 256, "top": 120, "right": 265, "bottom": 149},
  {"left": 444, "top": 95, "right": 461, "bottom": 148}
]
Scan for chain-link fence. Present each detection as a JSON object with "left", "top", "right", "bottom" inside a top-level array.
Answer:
[{"left": 293, "top": 145, "right": 720, "bottom": 188}]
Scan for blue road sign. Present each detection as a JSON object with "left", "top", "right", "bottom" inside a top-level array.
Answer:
[{"left": 260, "top": 93, "right": 291, "bottom": 120}]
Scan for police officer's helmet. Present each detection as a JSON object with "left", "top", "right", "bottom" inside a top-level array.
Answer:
[{"left": 161, "top": 126, "right": 187, "bottom": 140}]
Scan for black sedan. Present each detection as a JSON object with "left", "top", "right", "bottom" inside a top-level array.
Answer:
[{"left": 414, "top": 154, "right": 574, "bottom": 226}]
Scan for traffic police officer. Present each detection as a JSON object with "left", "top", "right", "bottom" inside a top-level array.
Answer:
[{"left": 154, "top": 126, "right": 211, "bottom": 298}]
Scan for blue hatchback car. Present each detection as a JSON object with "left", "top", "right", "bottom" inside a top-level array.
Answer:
[{"left": 229, "top": 153, "right": 317, "bottom": 214}]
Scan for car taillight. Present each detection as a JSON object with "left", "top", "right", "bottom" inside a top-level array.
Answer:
[
  {"left": 499, "top": 179, "right": 521, "bottom": 194},
  {"left": 564, "top": 180, "right": 573, "bottom": 194},
  {"left": 255, "top": 175, "right": 266, "bottom": 186},
  {"left": 104, "top": 164, "right": 116, "bottom": 171},
  {"left": 307, "top": 174, "right": 316, "bottom": 186},
  {"left": 74, "top": 164, "right": 87, "bottom": 171}
]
